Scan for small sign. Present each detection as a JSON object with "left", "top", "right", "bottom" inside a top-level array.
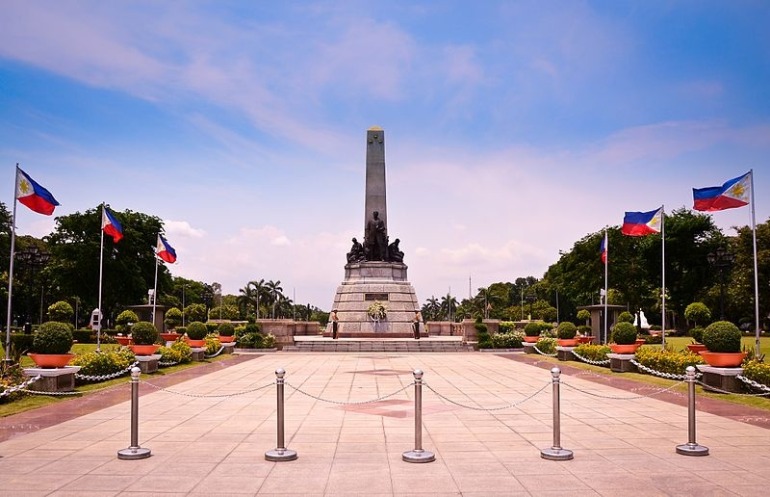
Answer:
[{"left": 365, "top": 293, "right": 389, "bottom": 301}]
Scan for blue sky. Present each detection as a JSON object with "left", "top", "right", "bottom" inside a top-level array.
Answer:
[{"left": 2, "top": 1, "right": 769, "bottom": 309}]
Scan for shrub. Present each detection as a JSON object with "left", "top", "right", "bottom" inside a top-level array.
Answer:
[
  {"left": 184, "top": 303, "right": 207, "bottom": 322},
  {"left": 71, "top": 330, "right": 93, "bottom": 343},
  {"left": 702, "top": 321, "right": 742, "bottom": 353},
  {"left": 176, "top": 326, "right": 187, "bottom": 336},
  {"left": 115, "top": 310, "right": 139, "bottom": 333},
  {"left": 158, "top": 344, "right": 183, "bottom": 365},
  {"left": 130, "top": 321, "right": 159, "bottom": 345},
  {"left": 475, "top": 321, "right": 491, "bottom": 348},
  {"left": 167, "top": 340, "right": 192, "bottom": 363},
  {"left": 186, "top": 321, "right": 208, "bottom": 340},
  {"left": 689, "top": 326, "right": 704, "bottom": 343},
  {"left": 498, "top": 321, "right": 516, "bottom": 334},
  {"left": 577, "top": 309, "right": 591, "bottom": 323},
  {"left": 164, "top": 307, "right": 183, "bottom": 329},
  {"left": 32, "top": 321, "right": 74, "bottom": 354},
  {"left": 742, "top": 360, "right": 770, "bottom": 388},
  {"left": 261, "top": 333, "right": 276, "bottom": 348},
  {"left": 0, "top": 364, "right": 27, "bottom": 403},
  {"left": 218, "top": 323, "right": 235, "bottom": 337},
  {"left": 238, "top": 332, "right": 263, "bottom": 348},
  {"left": 490, "top": 331, "right": 524, "bottom": 349},
  {"left": 577, "top": 325, "right": 592, "bottom": 336},
  {"left": 617, "top": 311, "right": 634, "bottom": 324},
  {"left": 634, "top": 346, "right": 704, "bottom": 376},
  {"left": 611, "top": 322, "right": 637, "bottom": 345},
  {"left": 10, "top": 333, "right": 34, "bottom": 356},
  {"left": 206, "top": 322, "right": 219, "bottom": 333},
  {"left": 684, "top": 302, "right": 712, "bottom": 326},
  {"left": 72, "top": 348, "right": 136, "bottom": 380},
  {"left": 535, "top": 336, "right": 557, "bottom": 354},
  {"left": 47, "top": 300, "right": 74, "bottom": 323},
  {"left": 573, "top": 344, "right": 610, "bottom": 362},
  {"left": 524, "top": 322, "right": 542, "bottom": 337},
  {"left": 204, "top": 334, "right": 221, "bottom": 355},
  {"left": 556, "top": 321, "right": 577, "bottom": 339}
]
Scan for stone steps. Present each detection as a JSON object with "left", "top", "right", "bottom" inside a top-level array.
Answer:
[{"left": 283, "top": 340, "right": 474, "bottom": 353}]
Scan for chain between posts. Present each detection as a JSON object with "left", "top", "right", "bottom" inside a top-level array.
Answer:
[
  {"left": 423, "top": 382, "right": 550, "bottom": 411},
  {"left": 570, "top": 350, "right": 610, "bottom": 366},
  {"left": 284, "top": 382, "right": 414, "bottom": 405},
  {"left": 75, "top": 361, "right": 139, "bottom": 382},
  {"left": 561, "top": 379, "right": 687, "bottom": 400},
  {"left": 139, "top": 380, "right": 275, "bottom": 398}
]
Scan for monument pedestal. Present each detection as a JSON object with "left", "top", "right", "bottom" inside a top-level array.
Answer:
[
  {"left": 23, "top": 366, "right": 81, "bottom": 392},
  {"left": 331, "top": 261, "right": 419, "bottom": 336},
  {"left": 556, "top": 346, "right": 575, "bottom": 361},
  {"left": 608, "top": 353, "right": 637, "bottom": 373},
  {"left": 135, "top": 354, "right": 161, "bottom": 374},
  {"left": 190, "top": 347, "right": 206, "bottom": 361},
  {"left": 696, "top": 365, "right": 744, "bottom": 393}
]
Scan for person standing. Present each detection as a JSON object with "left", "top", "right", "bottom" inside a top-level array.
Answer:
[
  {"left": 412, "top": 310, "right": 422, "bottom": 339},
  {"left": 331, "top": 309, "right": 339, "bottom": 339}
]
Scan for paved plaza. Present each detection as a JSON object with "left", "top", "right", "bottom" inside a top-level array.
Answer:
[{"left": 1, "top": 352, "right": 769, "bottom": 496}]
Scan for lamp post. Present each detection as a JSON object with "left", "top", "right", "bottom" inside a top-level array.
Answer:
[{"left": 707, "top": 247, "right": 734, "bottom": 320}]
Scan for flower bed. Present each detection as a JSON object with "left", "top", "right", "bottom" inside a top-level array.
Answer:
[{"left": 633, "top": 346, "right": 704, "bottom": 376}]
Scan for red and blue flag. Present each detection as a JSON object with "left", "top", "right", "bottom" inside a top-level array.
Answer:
[
  {"left": 156, "top": 235, "right": 177, "bottom": 263},
  {"left": 693, "top": 172, "right": 751, "bottom": 212},
  {"left": 16, "top": 167, "right": 59, "bottom": 215},
  {"left": 622, "top": 207, "right": 662, "bottom": 236},
  {"left": 600, "top": 233, "right": 608, "bottom": 264},
  {"left": 101, "top": 207, "right": 123, "bottom": 243}
]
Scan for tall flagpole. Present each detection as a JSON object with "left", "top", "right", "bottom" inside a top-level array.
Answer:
[
  {"left": 96, "top": 203, "right": 105, "bottom": 352},
  {"left": 661, "top": 206, "right": 666, "bottom": 348},
  {"left": 152, "top": 245, "right": 159, "bottom": 330},
  {"left": 4, "top": 167, "right": 21, "bottom": 364},
  {"left": 749, "top": 170, "right": 760, "bottom": 355},
  {"left": 603, "top": 229, "right": 608, "bottom": 344}
]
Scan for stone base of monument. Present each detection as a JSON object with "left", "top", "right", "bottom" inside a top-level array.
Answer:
[
  {"left": 696, "top": 365, "right": 744, "bottom": 393},
  {"left": 608, "top": 353, "right": 637, "bottom": 373},
  {"left": 556, "top": 346, "right": 575, "bottom": 361},
  {"left": 135, "top": 354, "right": 161, "bottom": 374},
  {"left": 190, "top": 347, "right": 206, "bottom": 361},
  {"left": 23, "top": 366, "right": 81, "bottom": 392},
  {"left": 331, "top": 261, "right": 420, "bottom": 336}
]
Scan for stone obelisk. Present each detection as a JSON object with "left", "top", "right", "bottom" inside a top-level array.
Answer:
[{"left": 330, "top": 127, "right": 420, "bottom": 337}]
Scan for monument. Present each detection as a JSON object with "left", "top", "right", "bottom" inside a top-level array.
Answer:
[{"left": 329, "top": 127, "right": 421, "bottom": 337}]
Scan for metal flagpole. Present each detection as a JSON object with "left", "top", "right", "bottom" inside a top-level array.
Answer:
[
  {"left": 4, "top": 167, "right": 21, "bottom": 364},
  {"left": 96, "top": 203, "right": 105, "bottom": 352},
  {"left": 152, "top": 238, "right": 159, "bottom": 329},
  {"left": 603, "top": 229, "right": 608, "bottom": 344},
  {"left": 749, "top": 170, "right": 760, "bottom": 355},
  {"left": 661, "top": 205, "right": 666, "bottom": 348}
]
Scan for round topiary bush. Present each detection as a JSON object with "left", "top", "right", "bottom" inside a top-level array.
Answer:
[
  {"left": 115, "top": 310, "right": 139, "bottom": 333},
  {"left": 524, "top": 322, "right": 542, "bottom": 337},
  {"left": 684, "top": 302, "right": 712, "bottom": 327},
  {"left": 47, "top": 300, "right": 74, "bottom": 323},
  {"left": 617, "top": 311, "right": 634, "bottom": 324},
  {"left": 164, "top": 307, "right": 183, "bottom": 329},
  {"left": 32, "top": 321, "right": 74, "bottom": 354},
  {"left": 577, "top": 309, "right": 591, "bottom": 323},
  {"left": 186, "top": 321, "right": 208, "bottom": 340},
  {"left": 218, "top": 322, "right": 235, "bottom": 337},
  {"left": 689, "top": 326, "right": 704, "bottom": 344},
  {"left": 130, "top": 321, "right": 159, "bottom": 345},
  {"left": 702, "top": 321, "right": 742, "bottom": 353},
  {"left": 556, "top": 321, "right": 577, "bottom": 339},
  {"left": 611, "top": 322, "right": 638, "bottom": 345}
]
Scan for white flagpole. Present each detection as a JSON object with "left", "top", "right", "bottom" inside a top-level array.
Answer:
[
  {"left": 749, "top": 170, "right": 760, "bottom": 355},
  {"left": 660, "top": 205, "right": 666, "bottom": 348},
  {"left": 4, "top": 166, "right": 21, "bottom": 363},
  {"left": 96, "top": 203, "right": 105, "bottom": 352},
  {"left": 603, "top": 229, "right": 608, "bottom": 344},
  {"left": 152, "top": 238, "right": 159, "bottom": 330}
]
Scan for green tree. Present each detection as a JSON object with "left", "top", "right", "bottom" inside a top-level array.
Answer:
[
  {"left": 264, "top": 280, "right": 284, "bottom": 318},
  {"left": 421, "top": 296, "right": 441, "bottom": 321},
  {"left": 184, "top": 303, "right": 207, "bottom": 322},
  {"left": 730, "top": 218, "right": 770, "bottom": 330},
  {"left": 440, "top": 293, "right": 458, "bottom": 321},
  {"left": 237, "top": 279, "right": 267, "bottom": 319},
  {"left": 47, "top": 300, "right": 74, "bottom": 323}
]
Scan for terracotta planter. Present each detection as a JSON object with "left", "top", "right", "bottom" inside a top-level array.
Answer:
[
  {"left": 557, "top": 338, "right": 579, "bottom": 347},
  {"left": 610, "top": 343, "right": 639, "bottom": 354},
  {"left": 115, "top": 336, "right": 132, "bottom": 346},
  {"left": 186, "top": 338, "right": 206, "bottom": 347},
  {"left": 523, "top": 336, "right": 539, "bottom": 343},
  {"left": 217, "top": 335, "right": 235, "bottom": 343},
  {"left": 577, "top": 336, "right": 593, "bottom": 344},
  {"left": 698, "top": 351, "right": 747, "bottom": 368},
  {"left": 160, "top": 333, "right": 181, "bottom": 342},
  {"left": 129, "top": 344, "right": 161, "bottom": 356},
  {"left": 28, "top": 353, "right": 75, "bottom": 369},
  {"left": 687, "top": 343, "right": 707, "bottom": 354},
  {"left": 635, "top": 338, "right": 646, "bottom": 346}
]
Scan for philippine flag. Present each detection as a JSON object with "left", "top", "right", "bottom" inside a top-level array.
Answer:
[
  {"left": 101, "top": 207, "right": 123, "bottom": 243},
  {"left": 693, "top": 172, "right": 751, "bottom": 212},
  {"left": 16, "top": 168, "right": 60, "bottom": 215},
  {"left": 600, "top": 233, "right": 608, "bottom": 264},
  {"left": 621, "top": 207, "right": 662, "bottom": 236},
  {"left": 156, "top": 235, "right": 177, "bottom": 264}
]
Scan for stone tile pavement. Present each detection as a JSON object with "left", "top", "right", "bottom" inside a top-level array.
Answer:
[{"left": 0, "top": 352, "right": 769, "bottom": 496}]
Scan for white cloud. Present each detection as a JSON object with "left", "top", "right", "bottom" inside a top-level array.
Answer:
[{"left": 163, "top": 220, "right": 206, "bottom": 238}]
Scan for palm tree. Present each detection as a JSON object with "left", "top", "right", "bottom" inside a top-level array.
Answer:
[
  {"left": 265, "top": 280, "right": 284, "bottom": 318},
  {"left": 440, "top": 293, "right": 458, "bottom": 322},
  {"left": 237, "top": 279, "right": 266, "bottom": 319},
  {"left": 422, "top": 296, "right": 441, "bottom": 321}
]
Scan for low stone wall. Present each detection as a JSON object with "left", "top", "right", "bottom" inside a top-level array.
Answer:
[{"left": 257, "top": 320, "right": 322, "bottom": 348}]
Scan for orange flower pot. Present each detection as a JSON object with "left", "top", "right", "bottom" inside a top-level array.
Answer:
[
  {"left": 557, "top": 339, "right": 579, "bottom": 347},
  {"left": 129, "top": 344, "right": 161, "bottom": 356},
  {"left": 610, "top": 343, "right": 639, "bottom": 354},
  {"left": 115, "top": 336, "right": 132, "bottom": 346},
  {"left": 217, "top": 335, "right": 235, "bottom": 343},
  {"left": 186, "top": 338, "right": 206, "bottom": 348},
  {"left": 523, "top": 336, "right": 539, "bottom": 343},
  {"left": 28, "top": 353, "right": 75, "bottom": 369},
  {"left": 698, "top": 351, "right": 747, "bottom": 368}
]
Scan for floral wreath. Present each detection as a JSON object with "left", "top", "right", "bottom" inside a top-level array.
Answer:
[{"left": 367, "top": 301, "right": 388, "bottom": 321}]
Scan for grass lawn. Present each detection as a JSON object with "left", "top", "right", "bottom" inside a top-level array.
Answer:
[{"left": 658, "top": 335, "right": 769, "bottom": 357}]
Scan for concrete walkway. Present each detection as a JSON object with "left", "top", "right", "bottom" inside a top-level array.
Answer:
[{"left": 0, "top": 352, "right": 769, "bottom": 496}]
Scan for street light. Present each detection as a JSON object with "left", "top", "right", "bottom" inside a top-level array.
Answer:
[{"left": 707, "top": 247, "right": 735, "bottom": 320}]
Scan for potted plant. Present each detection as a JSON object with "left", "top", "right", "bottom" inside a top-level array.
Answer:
[
  {"left": 556, "top": 321, "right": 578, "bottom": 347},
  {"left": 687, "top": 326, "right": 706, "bottom": 354},
  {"left": 576, "top": 325, "right": 593, "bottom": 344},
  {"left": 217, "top": 322, "right": 235, "bottom": 343},
  {"left": 129, "top": 321, "right": 160, "bottom": 356},
  {"left": 185, "top": 321, "right": 208, "bottom": 347},
  {"left": 161, "top": 307, "right": 183, "bottom": 342},
  {"left": 700, "top": 321, "right": 746, "bottom": 367},
  {"left": 29, "top": 321, "right": 75, "bottom": 368},
  {"left": 523, "top": 322, "right": 542, "bottom": 343},
  {"left": 610, "top": 322, "right": 639, "bottom": 354}
]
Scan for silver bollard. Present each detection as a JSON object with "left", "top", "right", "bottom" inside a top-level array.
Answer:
[
  {"left": 676, "top": 366, "right": 709, "bottom": 456},
  {"left": 402, "top": 369, "right": 435, "bottom": 463},
  {"left": 265, "top": 368, "right": 298, "bottom": 461},
  {"left": 117, "top": 367, "right": 151, "bottom": 460},
  {"left": 540, "top": 367, "right": 573, "bottom": 460}
]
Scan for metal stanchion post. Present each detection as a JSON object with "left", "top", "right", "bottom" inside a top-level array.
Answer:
[
  {"left": 402, "top": 369, "right": 435, "bottom": 463},
  {"left": 676, "top": 366, "right": 709, "bottom": 456},
  {"left": 540, "top": 367, "right": 573, "bottom": 461},
  {"left": 117, "top": 367, "right": 151, "bottom": 460},
  {"left": 265, "top": 368, "right": 298, "bottom": 461}
]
